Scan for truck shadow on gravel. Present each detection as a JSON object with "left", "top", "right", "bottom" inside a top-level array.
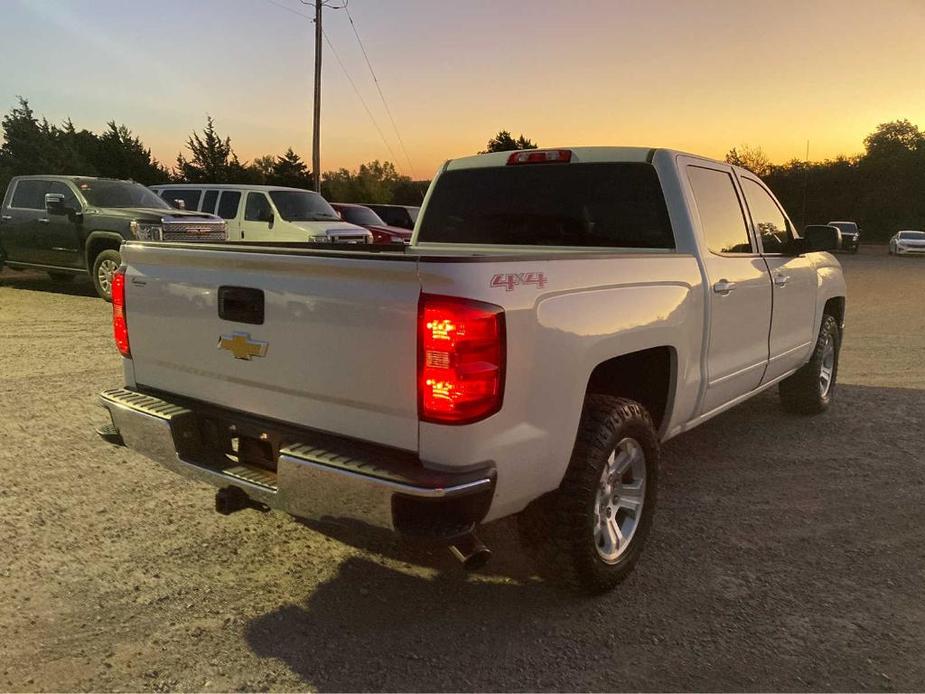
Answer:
[
  {"left": 0, "top": 270, "right": 98, "bottom": 298},
  {"left": 244, "top": 384, "right": 925, "bottom": 692}
]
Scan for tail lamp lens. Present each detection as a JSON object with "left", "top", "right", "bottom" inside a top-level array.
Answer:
[
  {"left": 112, "top": 267, "right": 130, "bottom": 357},
  {"left": 418, "top": 294, "right": 505, "bottom": 424}
]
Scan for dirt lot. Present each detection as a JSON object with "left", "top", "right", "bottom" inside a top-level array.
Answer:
[{"left": 1, "top": 247, "right": 923, "bottom": 692}]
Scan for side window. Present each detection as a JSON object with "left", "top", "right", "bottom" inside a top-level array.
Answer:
[
  {"left": 216, "top": 191, "right": 241, "bottom": 220},
  {"left": 686, "top": 166, "right": 752, "bottom": 254},
  {"left": 160, "top": 189, "right": 202, "bottom": 210},
  {"left": 740, "top": 178, "right": 791, "bottom": 254},
  {"left": 49, "top": 181, "right": 79, "bottom": 209},
  {"left": 201, "top": 190, "right": 219, "bottom": 214},
  {"left": 11, "top": 179, "right": 51, "bottom": 209},
  {"left": 244, "top": 193, "right": 273, "bottom": 222}
]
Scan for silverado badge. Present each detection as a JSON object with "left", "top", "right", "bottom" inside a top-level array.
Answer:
[{"left": 218, "top": 332, "right": 268, "bottom": 360}]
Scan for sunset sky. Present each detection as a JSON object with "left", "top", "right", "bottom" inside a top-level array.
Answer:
[{"left": 1, "top": 0, "right": 923, "bottom": 180}]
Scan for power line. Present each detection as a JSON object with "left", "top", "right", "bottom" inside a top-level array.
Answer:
[
  {"left": 258, "top": 0, "right": 400, "bottom": 175},
  {"left": 322, "top": 30, "right": 401, "bottom": 165},
  {"left": 262, "top": 0, "right": 311, "bottom": 18},
  {"left": 343, "top": 5, "right": 417, "bottom": 178}
]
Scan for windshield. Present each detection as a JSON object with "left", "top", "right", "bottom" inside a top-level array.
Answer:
[
  {"left": 76, "top": 179, "right": 171, "bottom": 209},
  {"left": 418, "top": 163, "right": 675, "bottom": 248},
  {"left": 340, "top": 205, "right": 385, "bottom": 226},
  {"left": 829, "top": 222, "right": 857, "bottom": 234},
  {"left": 899, "top": 231, "right": 925, "bottom": 239},
  {"left": 268, "top": 190, "right": 339, "bottom": 222}
]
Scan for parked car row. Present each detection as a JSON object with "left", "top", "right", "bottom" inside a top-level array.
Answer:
[
  {"left": 0, "top": 174, "right": 421, "bottom": 299},
  {"left": 150, "top": 184, "right": 374, "bottom": 244},
  {"left": 150, "top": 183, "right": 419, "bottom": 243}
]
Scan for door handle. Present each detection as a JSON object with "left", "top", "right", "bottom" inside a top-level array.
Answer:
[
  {"left": 1, "top": 215, "right": 11, "bottom": 221},
  {"left": 773, "top": 274, "right": 790, "bottom": 287},
  {"left": 713, "top": 279, "right": 737, "bottom": 295},
  {"left": 38, "top": 218, "right": 50, "bottom": 224}
]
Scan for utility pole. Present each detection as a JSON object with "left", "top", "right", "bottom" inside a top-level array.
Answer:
[
  {"left": 312, "top": 0, "right": 323, "bottom": 192},
  {"left": 800, "top": 139, "right": 810, "bottom": 229}
]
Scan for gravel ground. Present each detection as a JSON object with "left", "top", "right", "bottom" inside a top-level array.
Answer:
[{"left": 0, "top": 247, "right": 923, "bottom": 692}]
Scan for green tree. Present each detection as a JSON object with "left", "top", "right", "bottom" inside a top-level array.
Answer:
[
  {"left": 249, "top": 154, "right": 277, "bottom": 184},
  {"left": 270, "top": 148, "right": 312, "bottom": 189},
  {"left": 391, "top": 178, "right": 429, "bottom": 205},
  {"left": 175, "top": 116, "right": 251, "bottom": 183},
  {"left": 725, "top": 144, "right": 772, "bottom": 177},
  {"left": 321, "top": 160, "right": 408, "bottom": 203},
  {"left": 0, "top": 98, "right": 57, "bottom": 189},
  {"left": 863, "top": 119, "right": 924, "bottom": 157},
  {"left": 481, "top": 130, "right": 538, "bottom": 153},
  {"left": 94, "top": 122, "right": 169, "bottom": 183},
  {"left": 0, "top": 97, "right": 169, "bottom": 193}
]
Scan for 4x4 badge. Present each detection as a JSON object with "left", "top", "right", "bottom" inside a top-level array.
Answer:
[{"left": 218, "top": 332, "right": 268, "bottom": 360}]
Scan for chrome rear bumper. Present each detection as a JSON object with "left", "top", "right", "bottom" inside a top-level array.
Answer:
[{"left": 98, "top": 388, "right": 494, "bottom": 538}]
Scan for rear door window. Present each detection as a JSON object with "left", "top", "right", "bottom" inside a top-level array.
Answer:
[
  {"left": 417, "top": 162, "right": 674, "bottom": 248},
  {"left": 216, "top": 191, "right": 241, "bottom": 220},
  {"left": 687, "top": 166, "right": 753, "bottom": 254},
  {"left": 10, "top": 179, "right": 51, "bottom": 209},
  {"left": 201, "top": 190, "right": 219, "bottom": 214},
  {"left": 160, "top": 189, "right": 202, "bottom": 210}
]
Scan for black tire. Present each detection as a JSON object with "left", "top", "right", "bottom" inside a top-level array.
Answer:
[
  {"left": 518, "top": 395, "right": 659, "bottom": 594},
  {"left": 47, "top": 271, "right": 74, "bottom": 282},
  {"left": 779, "top": 314, "right": 840, "bottom": 414},
  {"left": 91, "top": 249, "right": 121, "bottom": 301}
]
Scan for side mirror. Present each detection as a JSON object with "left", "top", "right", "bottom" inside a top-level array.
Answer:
[
  {"left": 45, "top": 193, "right": 68, "bottom": 215},
  {"left": 172, "top": 199, "right": 186, "bottom": 210},
  {"left": 803, "top": 224, "right": 842, "bottom": 252}
]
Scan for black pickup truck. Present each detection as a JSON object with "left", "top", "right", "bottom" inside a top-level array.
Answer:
[{"left": 0, "top": 175, "right": 226, "bottom": 300}]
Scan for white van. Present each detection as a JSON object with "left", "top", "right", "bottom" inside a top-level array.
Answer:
[{"left": 150, "top": 184, "right": 371, "bottom": 243}]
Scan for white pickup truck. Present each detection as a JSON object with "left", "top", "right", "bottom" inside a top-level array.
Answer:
[{"left": 97, "top": 147, "right": 846, "bottom": 594}]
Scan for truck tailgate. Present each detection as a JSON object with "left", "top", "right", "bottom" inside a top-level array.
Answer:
[{"left": 121, "top": 243, "right": 420, "bottom": 451}]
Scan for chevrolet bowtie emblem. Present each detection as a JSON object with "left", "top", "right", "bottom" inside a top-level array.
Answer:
[{"left": 218, "top": 332, "right": 268, "bottom": 360}]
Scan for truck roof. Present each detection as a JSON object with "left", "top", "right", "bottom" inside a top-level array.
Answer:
[
  {"left": 444, "top": 146, "right": 722, "bottom": 171},
  {"left": 153, "top": 183, "right": 320, "bottom": 193},
  {"left": 11, "top": 174, "right": 130, "bottom": 183}
]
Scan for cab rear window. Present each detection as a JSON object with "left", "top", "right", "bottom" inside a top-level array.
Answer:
[{"left": 418, "top": 162, "right": 674, "bottom": 249}]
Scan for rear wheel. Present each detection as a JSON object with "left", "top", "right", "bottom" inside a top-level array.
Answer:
[
  {"left": 47, "top": 271, "right": 74, "bottom": 282},
  {"left": 91, "top": 249, "right": 121, "bottom": 301},
  {"left": 779, "top": 314, "right": 840, "bottom": 414},
  {"left": 518, "top": 395, "right": 659, "bottom": 594}
]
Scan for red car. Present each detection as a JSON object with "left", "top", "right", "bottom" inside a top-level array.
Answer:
[{"left": 330, "top": 203, "right": 411, "bottom": 244}]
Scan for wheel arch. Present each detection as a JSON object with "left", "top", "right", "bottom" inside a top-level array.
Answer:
[
  {"left": 823, "top": 295, "right": 846, "bottom": 329},
  {"left": 584, "top": 346, "right": 677, "bottom": 435},
  {"left": 85, "top": 232, "right": 125, "bottom": 267}
]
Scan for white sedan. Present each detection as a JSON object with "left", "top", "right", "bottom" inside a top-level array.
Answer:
[{"left": 889, "top": 230, "right": 925, "bottom": 255}]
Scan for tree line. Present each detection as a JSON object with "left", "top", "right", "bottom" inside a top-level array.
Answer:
[
  {"left": 0, "top": 98, "right": 426, "bottom": 205},
  {"left": 727, "top": 119, "right": 925, "bottom": 242},
  {"left": 1, "top": 97, "right": 921, "bottom": 239}
]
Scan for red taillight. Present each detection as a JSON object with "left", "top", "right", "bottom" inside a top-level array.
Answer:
[
  {"left": 112, "top": 267, "right": 130, "bottom": 357},
  {"left": 418, "top": 294, "right": 505, "bottom": 424},
  {"left": 506, "top": 149, "right": 572, "bottom": 165}
]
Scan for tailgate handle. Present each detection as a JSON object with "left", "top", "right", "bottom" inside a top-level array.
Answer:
[{"left": 218, "top": 286, "right": 264, "bottom": 325}]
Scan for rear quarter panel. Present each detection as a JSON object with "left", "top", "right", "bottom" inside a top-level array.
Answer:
[{"left": 418, "top": 254, "right": 704, "bottom": 520}]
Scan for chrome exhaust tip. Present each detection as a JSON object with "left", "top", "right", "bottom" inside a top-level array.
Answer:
[{"left": 450, "top": 533, "right": 492, "bottom": 571}]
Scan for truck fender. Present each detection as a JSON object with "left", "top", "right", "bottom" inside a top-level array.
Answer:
[{"left": 85, "top": 231, "right": 126, "bottom": 265}]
